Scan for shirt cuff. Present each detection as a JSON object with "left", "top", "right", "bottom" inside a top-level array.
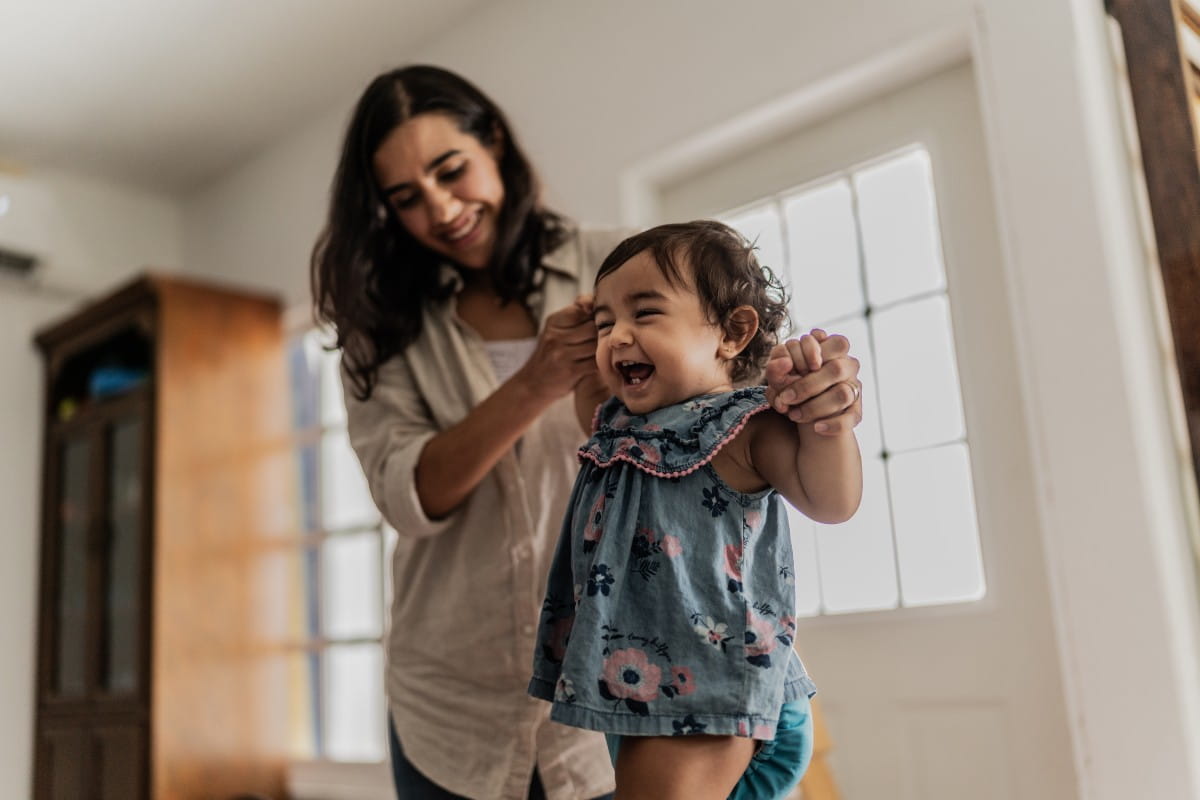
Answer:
[{"left": 381, "top": 430, "right": 462, "bottom": 539}]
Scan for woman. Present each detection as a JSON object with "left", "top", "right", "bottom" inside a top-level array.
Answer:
[{"left": 310, "top": 65, "right": 862, "bottom": 800}]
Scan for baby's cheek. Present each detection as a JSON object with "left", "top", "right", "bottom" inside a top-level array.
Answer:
[{"left": 594, "top": 347, "right": 617, "bottom": 388}]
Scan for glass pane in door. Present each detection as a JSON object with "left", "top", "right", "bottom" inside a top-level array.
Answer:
[
  {"left": 105, "top": 418, "right": 143, "bottom": 693},
  {"left": 55, "top": 438, "right": 91, "bottom": 697}
]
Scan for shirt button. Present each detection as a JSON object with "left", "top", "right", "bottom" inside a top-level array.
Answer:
[
  {"left": 516, "top": 545, "right": 532, "bottom": 560},
  {"left": 522, "top": 624, "right": 535, "bottom": 636}
]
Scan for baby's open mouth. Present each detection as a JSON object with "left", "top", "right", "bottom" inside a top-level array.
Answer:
[{"left": 617, "top": 360, "right": 655, "bottom": 385}]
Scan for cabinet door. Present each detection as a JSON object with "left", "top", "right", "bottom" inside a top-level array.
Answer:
[
  {"left": 94, "top": 723, "right": 148, "bottom": 800},
  {"left": 101, "top": 416, "right": 146, "bottom": 696},
  {"left": 36, "top": 724, "right": 87, "bottom": 800}
]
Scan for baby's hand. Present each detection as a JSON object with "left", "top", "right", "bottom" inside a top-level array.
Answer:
[{"left": 766, "top": 333, "right": 824, "bottom": 414}]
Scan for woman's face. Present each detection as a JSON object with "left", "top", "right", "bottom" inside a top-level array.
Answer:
[{"left": 373, "top": 112, "right": 505, "bottom": 270}]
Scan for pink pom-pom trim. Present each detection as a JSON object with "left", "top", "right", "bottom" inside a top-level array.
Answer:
[{"left": 579, "top": 401, "right": 769, "bottom": 479}]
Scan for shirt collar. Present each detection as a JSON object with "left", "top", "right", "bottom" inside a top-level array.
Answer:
[{"left": 540, "top": 223, "right": 579, "bottom": 279}]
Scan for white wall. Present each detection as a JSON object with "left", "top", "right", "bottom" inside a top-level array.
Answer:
[
  {"left": 180, "top": 0, "right": 1200, "bottom": 796},
  {"left": 34, "top": 169, "right": 184, "bottom": 293},
  {"left": 0, "top": 290, "right": 70, "bottom": 799},
  {"left": 0, "top": 173, "right": 182, "bottom": 799},
  {"left": 184, "top": 0, "right": 973, "bottom": 305}
]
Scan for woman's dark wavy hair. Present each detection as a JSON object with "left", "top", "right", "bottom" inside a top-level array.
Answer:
[
  {"left": 595, "top": 220, "right": 791, "bottom": 384},
  {"left": 311, "top": 65, "right": 568, "bottom": 400}
]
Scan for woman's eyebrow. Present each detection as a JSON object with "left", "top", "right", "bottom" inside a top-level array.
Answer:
[{"left": 380, "top": 150, "right": 462, "bottom": 195}]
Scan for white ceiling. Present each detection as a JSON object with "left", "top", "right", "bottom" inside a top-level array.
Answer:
[{"left": 0, "top": 0, "right": 489, "bottom": 195}]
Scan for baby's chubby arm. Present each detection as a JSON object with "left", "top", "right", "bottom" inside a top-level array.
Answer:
[{"left": 750, "top": 335, "right": 863, "bottom": 524}]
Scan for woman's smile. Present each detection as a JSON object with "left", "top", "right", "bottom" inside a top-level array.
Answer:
[{"left": 439, "top": 209, "right": 484, "bottom": 247}]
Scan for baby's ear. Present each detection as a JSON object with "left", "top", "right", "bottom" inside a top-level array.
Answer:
[{"left": 721, "top": 306, "right": 760, "bottom": 358}]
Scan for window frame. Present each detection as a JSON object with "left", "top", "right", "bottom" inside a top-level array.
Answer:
[
  {"left": 718, "top": 144, "right": 987, "bottom": 618},
  {"left": 284, "top": 323, "right": 392, "bottom": 768}
]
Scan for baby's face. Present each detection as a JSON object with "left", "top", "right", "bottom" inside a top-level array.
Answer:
[{"left": 592, "top": 250, "right": 734, "bottom": 415}]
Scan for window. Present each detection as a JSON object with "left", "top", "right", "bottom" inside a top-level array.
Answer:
[
  {"left": 721, "top": 146, "right": 985, "bottom": 616},
  {"left": 286, "top": 329, "right": 394, "bottom": 762}
]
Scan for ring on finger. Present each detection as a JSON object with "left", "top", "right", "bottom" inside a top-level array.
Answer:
[{"left": 847, "top": 381, "right": 861, "bottom": 403}]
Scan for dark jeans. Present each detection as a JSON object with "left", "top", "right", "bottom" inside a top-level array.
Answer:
[{"left": 388, "top": 715, "right": 613, "bottom": 800}]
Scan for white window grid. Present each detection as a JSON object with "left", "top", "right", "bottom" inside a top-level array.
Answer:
[
  {"left": 287, "top": 329, "right": 394, "bottom": 763},
  {"left": 720, "top": 145, "right": 986, "bottom": 617}
]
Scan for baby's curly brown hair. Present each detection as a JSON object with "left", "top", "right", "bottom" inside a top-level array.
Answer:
[{"left": 595, "top": 220, "right": 791, "bottom": 384}]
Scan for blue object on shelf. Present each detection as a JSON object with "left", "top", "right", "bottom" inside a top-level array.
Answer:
[{"left": 89, "top": 367, "right": 149, "bottom": 398}]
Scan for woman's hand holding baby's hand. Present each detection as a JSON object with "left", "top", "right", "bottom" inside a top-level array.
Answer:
[{"left": 766, "top": 329, "right": 863, "bottom": 435}]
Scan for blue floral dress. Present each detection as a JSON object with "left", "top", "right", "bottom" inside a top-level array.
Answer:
[{"left": 528, "top": 387, "right": 817, "bottom": 741}]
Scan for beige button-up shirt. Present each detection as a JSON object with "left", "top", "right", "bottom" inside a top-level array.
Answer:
[{"left": 344, "top": 227, "right": 629, "bottom": 800}]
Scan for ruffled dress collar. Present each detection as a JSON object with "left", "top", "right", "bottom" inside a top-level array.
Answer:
[{"left": 579, "top": 387, "right": 770, "bottom": 479}]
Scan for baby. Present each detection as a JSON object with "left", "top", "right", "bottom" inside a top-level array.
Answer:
[{"left": 529, "top": 220, "right": 863, "bottom": 799}]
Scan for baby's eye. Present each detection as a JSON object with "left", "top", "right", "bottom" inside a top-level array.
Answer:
[
  {"left": 635, "top": 308, "right": 661, "bottom": 319},
  {"left": 595, "top": 319, "right": 613, "bottom": 332}
]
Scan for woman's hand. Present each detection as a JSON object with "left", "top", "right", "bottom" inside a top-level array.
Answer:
[
  {"left": 514, "top": 295, "right": 599, "bottom": 402},
  {"left": 765, "top": 329, "right": 863, "bottom": 436}
]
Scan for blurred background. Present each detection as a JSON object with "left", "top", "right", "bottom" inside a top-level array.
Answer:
[{"left": 3, "top": 1, "right": 1199, "bottom": 798}]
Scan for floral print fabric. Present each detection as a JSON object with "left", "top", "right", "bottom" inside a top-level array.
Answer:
[{"left": 528, "top": 388, "right": 817, "bottom": 740}]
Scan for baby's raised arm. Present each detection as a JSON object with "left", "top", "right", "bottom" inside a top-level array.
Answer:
[{"left": 749, "top": 336, "right": 863, "bottom": 523}]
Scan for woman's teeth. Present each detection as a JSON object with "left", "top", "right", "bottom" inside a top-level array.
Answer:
[{"left": 444, "top": 212, "right": 479, "bottom": 242}]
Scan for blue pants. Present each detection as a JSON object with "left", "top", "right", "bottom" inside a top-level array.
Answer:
[
  {"left": 604, "top": 696, "right": 814, "bottom": 800},
  {"left": 388, "top": 714, "right": 614, "bottom": 800}
]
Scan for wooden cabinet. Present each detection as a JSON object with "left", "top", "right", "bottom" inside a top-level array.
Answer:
[{"left": 32, "top": 275, "right": 294, "bottom": 800}]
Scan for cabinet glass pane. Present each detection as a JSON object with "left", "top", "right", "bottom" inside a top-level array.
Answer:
[
  {"left": 56, "top": 439, "right": 91, "bottom": 697},
  {"left": 105, "top": 419, "right": 143, "bottom": 693}
]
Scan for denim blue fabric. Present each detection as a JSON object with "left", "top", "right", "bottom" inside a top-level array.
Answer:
[{"left": 528, "top": 388, "right": 817, "bottom": 741}]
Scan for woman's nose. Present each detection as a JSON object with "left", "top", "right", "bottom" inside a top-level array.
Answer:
[{"left": 426, "top": 186, "right": 463, "bottom": 226}]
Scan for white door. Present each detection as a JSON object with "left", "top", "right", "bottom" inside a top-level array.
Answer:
[{"left": 656, "top": 62, "right": 1076, "bottom": 799}]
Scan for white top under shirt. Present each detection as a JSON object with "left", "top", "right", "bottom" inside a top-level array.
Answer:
[{"left": 482, "top": 337, "right": 538, "bottom": 385}]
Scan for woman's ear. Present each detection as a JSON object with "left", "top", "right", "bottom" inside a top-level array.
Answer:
[{"left": 721, "top": 306, "right": 760, "bottom": 359}]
